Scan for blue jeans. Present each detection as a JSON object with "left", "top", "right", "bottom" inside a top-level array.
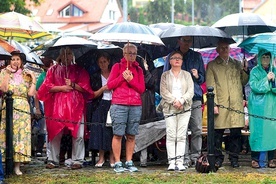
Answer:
[
  {"left": 110, "top": 104, "right": 141, "bottom": 136},
  {"left": 0, "top": 151, "right": 4, "bottom": 181}
]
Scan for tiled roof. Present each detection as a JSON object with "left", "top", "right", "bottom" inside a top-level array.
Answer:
[{"left": 31, "top": 0, "right": 109, "bottom": 23}]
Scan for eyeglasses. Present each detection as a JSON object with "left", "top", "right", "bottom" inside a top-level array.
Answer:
[
  {"left": 125, "top": 52, "right": 137, "bottom": 56},
  {"left": 262, "top": 56, "right": 270, "bottom": 59},
  {"left": 170, "top": 57, "right": 183, "bottom": 60}
]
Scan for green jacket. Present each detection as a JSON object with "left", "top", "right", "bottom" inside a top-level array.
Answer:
[{"left": 248, "top": 49, "right": 276, "bottom": 151}]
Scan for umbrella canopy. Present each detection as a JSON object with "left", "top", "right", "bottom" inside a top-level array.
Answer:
[
  {"left": 0, "top": 45, "right": 11, "bottom": 60},
  {"left": 238, "top": 32, "right": 276, "bottom": 55},
  {"left": 160, "top": 25, "right": 235, "bottom": 49},
  {"left": 0, "top": 11, "right": 51, "bottom": 39},
  {"left": 11, "top": 40, "right": 43, "bottom": 65},
  {"left": 62, "top": 30, "right": 93, "bottom": 37},
  {"left": 38, "top": 36, "right": 97, "bottom": 60},
  {"left": 197, "top": 44, "right": 254, "bottom": 66},
  {"left": 0, "top": 39, "right": 16, "bottom": 52},
  {"left": 212, "top": 13, "right": 276, "bottom": 36},
  {"left": 91, "top": 22, "right": 164, "bottom": 45}
]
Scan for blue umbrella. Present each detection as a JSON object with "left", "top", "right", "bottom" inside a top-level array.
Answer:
[{"left": 238, "top": 32, "right": 276, "bottom": 55}]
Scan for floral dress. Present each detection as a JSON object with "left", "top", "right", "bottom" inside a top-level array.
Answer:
[{"left": 0, "top": 69, "right": 32, "bottom": 162}]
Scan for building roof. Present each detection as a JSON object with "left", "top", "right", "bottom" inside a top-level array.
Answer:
[{"left": 26, "top": 0, "right": 122, "bottom": 32}]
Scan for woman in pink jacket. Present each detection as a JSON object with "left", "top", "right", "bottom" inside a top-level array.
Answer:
[{"left": 107, "top": 43, "right": 145, "bottom": 173}]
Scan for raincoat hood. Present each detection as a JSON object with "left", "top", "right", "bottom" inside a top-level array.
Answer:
[{"left": 257, "top": 48, "right": 272, "bottom": 69}]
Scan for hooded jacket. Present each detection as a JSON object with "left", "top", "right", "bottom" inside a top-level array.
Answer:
[{"left": 248, "top": 48, "right": 276, "bottom": 151}]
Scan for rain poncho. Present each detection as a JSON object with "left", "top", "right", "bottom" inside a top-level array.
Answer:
[
  {"left": 248, "top": 48, "right": 276, "bottom": 151},
  {"left": 37, "top": 64, "right": 94, "bottom": 141}
]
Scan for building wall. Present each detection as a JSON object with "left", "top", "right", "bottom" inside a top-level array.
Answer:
[
  {"left": 253, "top": 0, "right": 276, "bottom": 23},
  {"left": 100, "top": 0, "right": 122, "bottom": 23}
]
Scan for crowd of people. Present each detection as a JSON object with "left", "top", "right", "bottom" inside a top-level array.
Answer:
[{"left": 0, "top": 35, "right": 275, "bottom": 181}]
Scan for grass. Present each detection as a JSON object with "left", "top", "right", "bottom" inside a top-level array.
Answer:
[{"left": 4, "top": 168, "right": 276, "bottom": 184}]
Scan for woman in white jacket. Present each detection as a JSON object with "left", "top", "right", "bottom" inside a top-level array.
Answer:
[{"left": 159, "top": 51, "right": 194, "bottom": 171}]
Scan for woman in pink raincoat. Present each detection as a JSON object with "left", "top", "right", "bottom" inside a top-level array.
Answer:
[{"left": 37, "top": 47, "right": 94, "bottom": 169}]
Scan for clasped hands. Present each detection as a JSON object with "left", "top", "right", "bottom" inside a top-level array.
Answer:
[
  {"left": 123, "top": 69, "right": 133, "bottom": 82},
  {"left": 62, "top": 78, "right": 75, "bottom": 92},
  {"left": 173, "top": 100, "right": 183, "bottom": 110},
  {"left": 267, "top": 72, "right": 275, "bottom": 81}
]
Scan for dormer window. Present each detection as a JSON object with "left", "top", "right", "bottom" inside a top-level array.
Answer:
[{"left": 59, "top": 4, "right": 83, "bottom": 17}]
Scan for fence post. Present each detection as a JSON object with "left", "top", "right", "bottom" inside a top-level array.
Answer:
[
  {"left": 5, "top": 90, "right": 13, "bottom": 176},
  {"left": 207, "top": 86, "right": 216, "bottom": 172}
]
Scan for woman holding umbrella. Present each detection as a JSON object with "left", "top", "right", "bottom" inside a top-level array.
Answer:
[
  {"left": 37, "top": 47, "right": 94, "bottom": 170},
  {"left": 107, "top": 43, "right": 145, "bottom": 173},
  {"left": 248, "top": 48, "right": 276, "bottom": 168}
]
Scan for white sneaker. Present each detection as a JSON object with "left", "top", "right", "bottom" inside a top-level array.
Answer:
[
  {"left": 177, "top": 164, "right": 186, "bottom": 171},
  {"left": 168, "top": 163, "right": 176, "bottom": 171}
]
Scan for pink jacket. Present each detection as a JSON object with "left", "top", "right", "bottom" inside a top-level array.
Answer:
[{"left": 107, "top": 57, "right": 145, "bottom": 106}]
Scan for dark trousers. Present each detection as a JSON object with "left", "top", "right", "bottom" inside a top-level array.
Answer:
[
  {"left": 214, "top": 128, "right": 241, "bottom": 163},
  {"left": 251, "top": 150, "right": 275, "bottom": 162}
]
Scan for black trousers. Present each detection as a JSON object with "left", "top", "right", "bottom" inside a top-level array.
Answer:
[{"left": 214, "top": 128, "right": 242, "bottom": 163}]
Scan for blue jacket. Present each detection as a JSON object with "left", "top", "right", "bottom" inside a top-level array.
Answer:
[{"left": 163, "top": 49, "right": 205, "bottom": 101}]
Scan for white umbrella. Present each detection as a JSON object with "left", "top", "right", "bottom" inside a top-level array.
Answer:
[{"left": 91, "top": 22, "right": 164, "bottom": 45}]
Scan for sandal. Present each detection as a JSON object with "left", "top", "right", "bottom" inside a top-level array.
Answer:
[
  {"left": 71, "top": 163, "right": 82, "bottom": 170},
  {"left": 46, "top": 162, "right": 59, "bottom": 169},
  {"left": 251, "top": 160, "right": 260, "bottom": 168},
  {"left": 268, "top": 160, "right": 276, "bottom": 168}
]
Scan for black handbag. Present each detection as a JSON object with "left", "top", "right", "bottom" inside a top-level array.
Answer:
[{"left": 195, "top": 154, "right": 211, "bottom": 173}]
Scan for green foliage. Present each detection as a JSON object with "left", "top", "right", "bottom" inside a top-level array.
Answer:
[{"left": 0, "top": 0, "right": 41, "bottom": 15}]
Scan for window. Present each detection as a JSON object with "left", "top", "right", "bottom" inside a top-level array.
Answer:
[
  {"left": 59, "top": 4, "right": 83, "bottom": 17},
  {"left": 109, "top": 10, "right": 115, "bottom": 20}
]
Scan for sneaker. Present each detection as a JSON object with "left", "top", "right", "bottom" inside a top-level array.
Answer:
[
  {"left": 125, "top": 160, "right": 138, "bottom": 172},
  {"left": 168, "top": 163, "right": 176, "bottom": 171},
  {"left": 114, "top": 162, "right": 124, "bottom": 173},
  {"left": 176, "top": 164, "right": 186, "bottom": 171}
]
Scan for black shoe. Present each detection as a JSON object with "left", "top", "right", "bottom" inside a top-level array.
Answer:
[
  {"left": 140, "top": 163, "right": 147, "bottom": 167},
  {"left": 231, "top": 161, "right": 240, "bottom": 168},
  {"left": 215, "top": 160, "right": 222, "bottom": 169}
]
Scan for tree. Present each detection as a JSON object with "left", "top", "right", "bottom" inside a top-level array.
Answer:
[{"left": 0, "top": 0, "right": 40, "bottom": 15}]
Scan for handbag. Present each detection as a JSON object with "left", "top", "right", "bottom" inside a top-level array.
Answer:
[
  {"left": 105, "top": 110, "right": 112, "bottom": 127},
  {"left": 195, "top": 153, "right": 211, "bottom": 173}
]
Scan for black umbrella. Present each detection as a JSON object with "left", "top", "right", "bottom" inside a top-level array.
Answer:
[
  {"left": 160, "top": 25, "right": 235, "bottom": 49},
  {"left": 11, "top": 40, "right": 43, "bottom": 65},
  {"left": 32, "top": 36, "right": 97, "bottom": 61},
  {"left": 212, "top": 13, "right": 276, "bottom": 37},
  {"left": 76, "top": 44, "right": 123, "bottom": 74}
]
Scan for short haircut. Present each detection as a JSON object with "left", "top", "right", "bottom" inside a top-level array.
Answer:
[{"left": 123, "top": 43, "right": 137, "bottom": 53}]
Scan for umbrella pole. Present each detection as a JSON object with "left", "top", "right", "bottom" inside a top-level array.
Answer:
[
  {"left": 126, "top": 42, "right": 130, "bottom": 70},
  {"left": 65, "top": 49, "right": 68, "bottom": 78}
]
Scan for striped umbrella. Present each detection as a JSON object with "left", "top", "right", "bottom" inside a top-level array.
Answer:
[
  {"left": 197, "top": 44, "right": 254, "bottom": 66},
  {"left": 0, "top": 11, "right": 50, "bottom": 39}
]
